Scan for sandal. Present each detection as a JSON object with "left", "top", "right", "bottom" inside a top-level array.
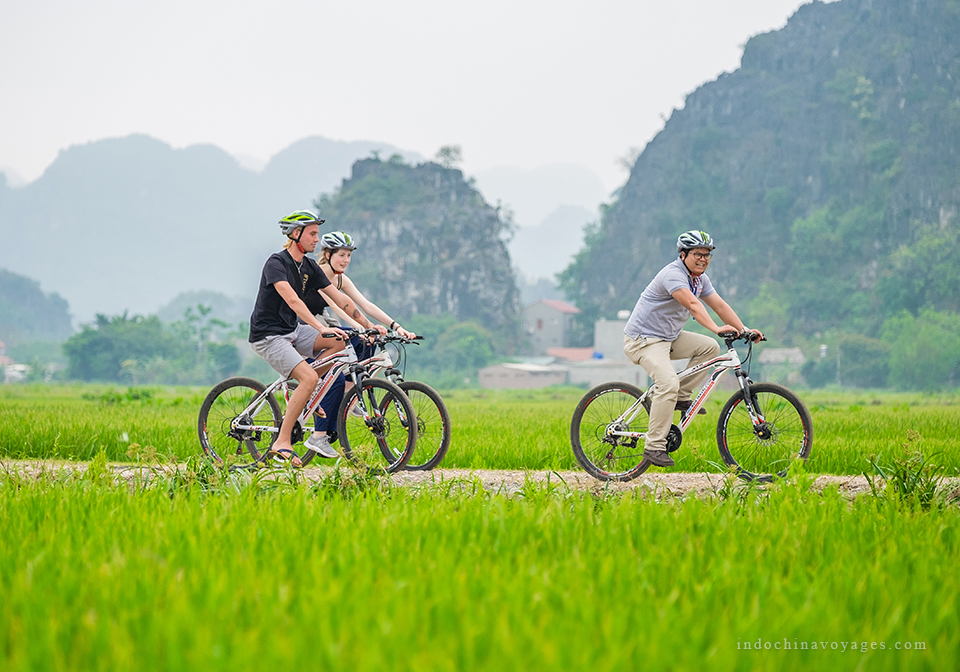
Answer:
[{"left": 265, "top": 447, "right": 302, "bottom": 468}]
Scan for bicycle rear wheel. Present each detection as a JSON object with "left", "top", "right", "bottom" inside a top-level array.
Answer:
[
  {"left": 381, "top": 380, "right": 451, "bottom": 471},
  {"left": 198, "top": 377, "right": 282, "bottom": 467},
  {"left": 338, "top": 378, "right": 417, "bottom": 473},
  {"left": 570, "top": 381, "right": 651, "bottom": 481},
  {"left": 717, "top": 382, "right": 813, "bottom": 482}
]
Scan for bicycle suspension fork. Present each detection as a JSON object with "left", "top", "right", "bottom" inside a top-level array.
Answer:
[{"left": 734, "top": 368, "right": 766, "bottom": 426}]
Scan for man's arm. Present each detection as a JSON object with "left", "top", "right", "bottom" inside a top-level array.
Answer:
[
  {"left": 702, "top": 293, "right": 764, "bottom": 341},
  {"left": 701, "top": 293, "right": 748, "bottom": 332},
  {"left": 274, "top": 281, "right": 345, "bottom": 337},
  {"left": 671, "top": 288, "right": 740, "bottom": 335}
]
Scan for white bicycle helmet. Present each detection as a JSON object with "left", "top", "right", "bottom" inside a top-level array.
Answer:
[
  {"left": 677, "top": 230, "right": 716, "bottom": 254},
  {"left": 321, "top": 231, "right": 357, "bottom": 251}
]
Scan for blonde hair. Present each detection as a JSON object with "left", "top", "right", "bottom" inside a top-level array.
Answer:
[{"left": 282, "top": 227, "right": 303, "bottom": 249}]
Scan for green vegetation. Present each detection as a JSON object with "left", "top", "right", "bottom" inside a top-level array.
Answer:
[
  {"left": 2, "top": 385, "right": 958, "bottom": 478},
  {"left": 2, "top": 383, "right": 958, "bottom": 670},
  {"left": 560, "top": 0, "right": 960, "bottom": 391},
  {"left": 0, "top": 460, "right": 955, "bottom": 671},
  {"left": 62, "top": 306, "right": 243, "bottom": 385},
  {"left": 400, "top": 315, "right": 499, "bottom": 388},
  {"left": 314, "top": 157, "right": 520, "bottom": 341},
  {"left": 0, "top": 269, "right": 72, "bottom": 346}
]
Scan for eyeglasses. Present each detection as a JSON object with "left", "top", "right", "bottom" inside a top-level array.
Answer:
[{"left": 690, "top": 251, "right": 712, "bottom": 260}]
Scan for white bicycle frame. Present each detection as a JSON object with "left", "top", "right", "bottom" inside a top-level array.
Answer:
[
  {"left": 609, "top": 341, "right": 765, "bottom": 442},
  {"left": 229, "top": 346, "right": 395, "bottom": 439}
]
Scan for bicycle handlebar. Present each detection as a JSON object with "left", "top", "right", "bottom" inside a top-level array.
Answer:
[
  {"left": 323, "top": 327, "right": 425, "bottom": 345},
  {"left": 719, "top": 329, "right": 766, "bottom": 344}
]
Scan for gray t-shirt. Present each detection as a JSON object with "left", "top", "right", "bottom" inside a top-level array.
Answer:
[{"left": 623, "top": 258, "right": 716, "bottom": 341}]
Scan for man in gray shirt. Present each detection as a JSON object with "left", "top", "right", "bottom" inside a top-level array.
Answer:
[{"left": 623, "top": 230, "right": 762, "bottom": 467}]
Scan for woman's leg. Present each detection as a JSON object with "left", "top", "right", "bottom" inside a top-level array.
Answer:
[{"left": 313, "top": 373, "right": 345, "bottom": 434}]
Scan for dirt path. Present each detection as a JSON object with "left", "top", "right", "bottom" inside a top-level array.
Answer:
[{"left": 1, "top": 459, "right": 878, "bottom": 498}]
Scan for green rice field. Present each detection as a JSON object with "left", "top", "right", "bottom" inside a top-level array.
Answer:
[
  {"left": 0, "top": 463, "right": 955, "bottom": 671},
  {"left": 1, "top": 384, "right": 959, "bottom": 671},
  {"left": 1, "top": 384, "right": 958, "bottom": 476}
]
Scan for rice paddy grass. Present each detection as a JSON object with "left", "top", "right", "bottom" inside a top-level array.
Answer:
[
  {"left": 1, "top": 384, "right": 958, "bottom": 477},
  {"left": 1, "top": 384, "right": 958, "bottom": 671},
  {"left": 0, "top": 461, "right": 957, "bottom": 672}
]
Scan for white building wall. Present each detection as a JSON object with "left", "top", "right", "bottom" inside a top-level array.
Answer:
[{"left": 593, "top": 318, "right": 630, "bottom": 361}]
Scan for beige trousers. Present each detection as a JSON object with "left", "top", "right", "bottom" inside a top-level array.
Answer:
[{"left": 622, "top": 331, "right": 720, "bottom": 452}]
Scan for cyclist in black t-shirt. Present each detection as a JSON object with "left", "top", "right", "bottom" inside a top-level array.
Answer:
[{"left": 248, "top": 210, "right": 382, "bottom": 466}]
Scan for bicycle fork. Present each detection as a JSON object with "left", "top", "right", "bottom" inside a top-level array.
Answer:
[{"left": 734, "top": 370, "right": 767, "bottom": 426}]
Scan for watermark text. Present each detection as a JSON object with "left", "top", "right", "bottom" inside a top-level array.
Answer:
[{"left": 737, "top": 638, "right": 926, "bottom": 652}]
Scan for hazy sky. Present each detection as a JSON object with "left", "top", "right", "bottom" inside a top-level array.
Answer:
[{"left": 1, "top": 0, "right": 826, "bottom": 193}]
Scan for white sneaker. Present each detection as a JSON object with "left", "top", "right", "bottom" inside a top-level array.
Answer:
[
  {"left": 304, "top": 433, "right": 339, "bottom": 458},
  {"left": 349, "top": 403, "right": 366, "bottom": 419}
]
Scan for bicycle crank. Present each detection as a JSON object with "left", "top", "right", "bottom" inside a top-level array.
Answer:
[{"left": 665, "top": 424, "right": 683, "bottom": 453}]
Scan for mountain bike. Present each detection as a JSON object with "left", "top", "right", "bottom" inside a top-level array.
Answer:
[
  {"left": 358, "top": 333, "right": 451, "bottom": 471},
  {"left": 197, "top": 335, "right": 417, "bottom": 472},
  {"left": 570, "top": 331, "right": 813, "bottom": 482}
]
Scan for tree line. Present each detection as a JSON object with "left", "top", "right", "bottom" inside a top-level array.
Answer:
[{"left": 57, "top": 305, "right": 500, "bottom": 388}]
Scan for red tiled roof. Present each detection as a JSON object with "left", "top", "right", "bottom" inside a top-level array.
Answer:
[
  {"left": 547, "top": 347, "right": 595, "bottom": 361},
  {"left": 533, "top": 299, "right": 580, "bottom": 314}
]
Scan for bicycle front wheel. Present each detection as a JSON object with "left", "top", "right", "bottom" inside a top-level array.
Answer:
[
  {"left": 338, "top": 378, "right": 417, "bottom": 473},
  {"left": 717, "top": 382, "right": 813, "bottom": 482},
  {"left": 382, "top": 381, "right": 451, "bottom": 471},
  {"left": 198, "top": 377, "right": 282, "bottom": 467},
  {"left": 570, "top": 381, "right": 651, "bottom": 481}
]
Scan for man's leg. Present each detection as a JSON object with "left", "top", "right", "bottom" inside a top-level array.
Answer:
[
  {"left": 624, "top": 336, "right": 678, "bottom": 455},
  {"left": 671, "top": 331, "right": 721, "bottom": 401},
  {"left": 311, "top": 333, "right": 346, "bottom": 376},
  {"left": 274, "top": 360, "right": 319, "bottom": 463}
]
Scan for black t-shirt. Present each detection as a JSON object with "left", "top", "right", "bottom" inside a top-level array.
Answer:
[
  {"left": 303, "top": 284, "right": 330, "bottom": 316},
  {"left": 248, "top": 250, "right": 331, "bottom": 342},
  {"left": 303, "top": 268, "right": 344, "bottom": 316}
]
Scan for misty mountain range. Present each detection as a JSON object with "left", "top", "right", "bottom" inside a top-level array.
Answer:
[{"left": 0, "top": 135, "right": 607, "bottom": 326}]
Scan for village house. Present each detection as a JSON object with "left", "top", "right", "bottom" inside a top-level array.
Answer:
[{"left": 520, "top": 299, "right": 580, "bottom": 355}]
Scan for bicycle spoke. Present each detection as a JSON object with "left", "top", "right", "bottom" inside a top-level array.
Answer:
[
  {"left": 571, "top": 382, "right": 651, "bottom": 481},
  {"left": 198, "top": 378, "right": 282, "bottom": 466},
  {"left": 717, "top": 384, "right": 812, "bottom": 481}
]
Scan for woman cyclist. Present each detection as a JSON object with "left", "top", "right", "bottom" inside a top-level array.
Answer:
[{"left": 302, "top": 231, "right": 416, "bottom": 458}]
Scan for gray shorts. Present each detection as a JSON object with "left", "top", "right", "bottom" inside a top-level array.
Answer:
[{"left": 250, "top": 323, "right": 320, "bottom": 378}]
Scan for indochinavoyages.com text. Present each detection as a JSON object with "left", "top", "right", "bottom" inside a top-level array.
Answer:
[{"left": 738, "top": 638, "right": 926, "bottom": 652}]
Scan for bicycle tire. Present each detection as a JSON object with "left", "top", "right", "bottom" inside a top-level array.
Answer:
[
  {"left": 198, "top": 377, "right": 282, "bottom": 467},
  {"left": 570, "top": 381, "right": 652, "bottom": 482},
  {"left": 380, "top": 380, "right": 451, "bottom": 471},
  {"left": 337, "top": 378, "right": 417, "bottom": 473},
  {"left": 716, "top": 382, "right": 813, "bottom": 482}
]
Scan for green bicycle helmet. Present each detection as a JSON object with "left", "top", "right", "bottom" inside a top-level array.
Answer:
[
  {"left": 278, "top": 209, "right": 324, "bottom": 236},
  {"left": 677, "top": 230, "right": 715, "bottom": 254},
  {"left": 321, "top": 231, "right": 357, "bottom": 251}
]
